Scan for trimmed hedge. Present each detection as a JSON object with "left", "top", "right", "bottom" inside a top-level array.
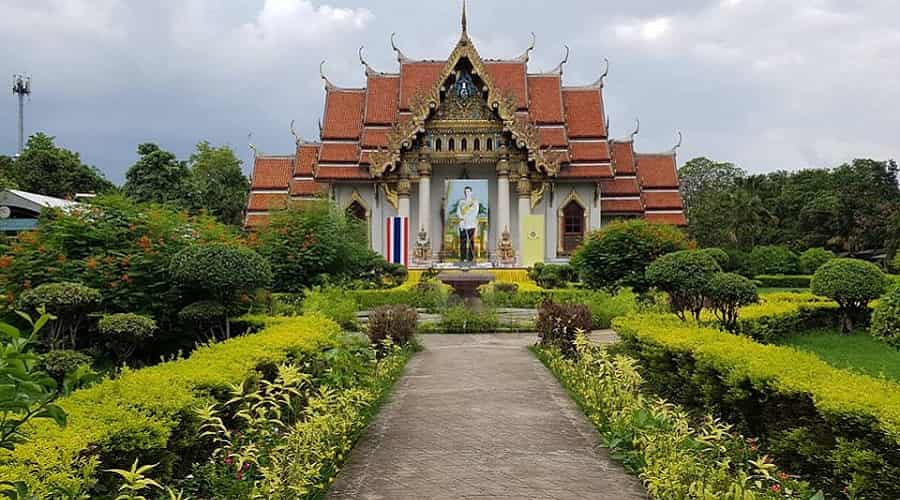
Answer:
[
  {"left": 722, "top": 292, "right": 839, "bottom": 343},
  {"left": 0, "top": 315, "right": 343, "bottom": 496},
  {"left": 754, "top": 274, "right": 812, "bottom": 289},
  {"left": 615, "top": 314, "right": 900, "bottom": 498}
]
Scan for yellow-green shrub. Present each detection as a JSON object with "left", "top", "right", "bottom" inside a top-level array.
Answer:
[
  {"left": 704, "top": 292, "right": 839, "bottom": 343},
  {"left": 615, "top": 314, "right": 900, "bottom": 498},
  {"left": 0, "top": 315, "right": 342, "bottom": 496}
]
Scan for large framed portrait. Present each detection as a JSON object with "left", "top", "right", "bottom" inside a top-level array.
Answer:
[{"left": 443, "top": 179, "right": 489, "bottom": 262}]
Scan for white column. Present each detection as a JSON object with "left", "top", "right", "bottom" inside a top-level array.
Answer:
[
  {"left": 517, "top": 177, "right": 531, "bottom": 264},
  {"left": 398, "top": 178, "right": 411, "bottom": 221},
  {"left": 418, "top": 175, "right": 431, "bottom": 238},
  {"left": 497, "top": 174, "right": 510, "bottom": 237}
]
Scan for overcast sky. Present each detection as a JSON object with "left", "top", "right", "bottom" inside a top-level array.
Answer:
[{"left": 1, "top": 0, "right": 898, "bottom": 184}]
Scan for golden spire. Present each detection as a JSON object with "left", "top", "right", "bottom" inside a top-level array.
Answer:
[{"left": 461, "top": 0, "right": 468, "bottom": 35}]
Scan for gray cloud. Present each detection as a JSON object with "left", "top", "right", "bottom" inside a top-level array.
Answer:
[{"left": 0, "top": 0, "right": 897, "bottom": 183}]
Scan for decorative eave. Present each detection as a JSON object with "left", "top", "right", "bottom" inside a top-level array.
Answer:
[{"left": 369, "top": 27, "right": 562, "bottom": 178}]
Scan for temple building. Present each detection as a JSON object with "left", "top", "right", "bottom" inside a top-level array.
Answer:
[{"left": 245, "top": 6, "right": 685, "bottom": 268}]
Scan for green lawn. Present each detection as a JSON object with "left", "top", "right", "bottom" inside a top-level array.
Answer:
[
  {"left": 758, "top": 287, "right": 809, "bottom": 295},
  {"left": 781, "top": 330, "right": 900, "bottom": 383}
]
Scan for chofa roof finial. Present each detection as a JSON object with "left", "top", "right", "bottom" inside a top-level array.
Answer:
[
  {"left": 630, "top": 118, "right": 640, "bottom": 141},
  {"left": 290, "top": 120, "right": 300, "bottom": 146},
  {"left": 319, "top": 60, "right": 335, "bottom": 90},
  {"left": 358, "top": 46, "right": 376, "bottom": 75},
  {"left": 248, "top": 132, "right": 258, "bottom": 158},
  {"left": 671, "top": 131, "right": 683, "bottom": 152},
  {"left": 390, "top": 32, "right": 411, "bottom": 63},
  {"left": 547, "top": 45, "right": 570, "bottom": 75},
  {"left": 461, "top": 0, "right": 468, "bottom": 35},
  {"left": 516, "top": 32, "right": 536, "bottom": 62}
]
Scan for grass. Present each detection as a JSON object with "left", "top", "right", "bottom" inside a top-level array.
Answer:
[
  {"left": 781, "top": 329, "right": 900, "bottom": 383},
  {"left": 758, "top": 287, "right": 809, "bottom": 295}
]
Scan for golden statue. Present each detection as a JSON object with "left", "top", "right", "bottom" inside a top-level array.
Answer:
[
  {"left": 414, "top": 227, "right": 432, "bottom": 264},
  {"left": 497, "top": 226, "right": 516, "bottom": 265}
]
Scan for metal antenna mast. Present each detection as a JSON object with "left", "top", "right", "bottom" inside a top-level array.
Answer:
[{"left": 12, "top": 74, "right": 32, "bottom": 155}]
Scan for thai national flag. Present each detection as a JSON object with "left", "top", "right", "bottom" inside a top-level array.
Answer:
[{"left": 385, "top": 216, "right": 409, "bottom": 267}]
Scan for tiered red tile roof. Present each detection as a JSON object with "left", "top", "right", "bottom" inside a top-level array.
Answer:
[{"left": 246, "top": 26, "right": 684, "bottom": 228}]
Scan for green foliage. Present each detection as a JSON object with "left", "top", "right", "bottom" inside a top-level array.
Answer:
[
  {"left": 0, "top": 310, "right": 68, "bottom": 452},
  {"left": 0, "top": 195, "right": 239, "bottom": 356},
  {"left": 698, "top": 247, "right": 731, "bottom": 270},
  {"left": 17, "top": 282, "right": 101, "bottom": 349},
  {"left": 870, "top": 286, "right": 900, "bottom": 349},
  {"left": 104, "top": 459, "right": 184, "bottom": 500},
  {"left": 177, "top": 301, "right": 228, "bottom": 341},
  {"left": 0, "top": 155, "right": 18, "bottom": 190},
  {"left": 40, "top": 350, "right": 92, "bottom": 386},
  {"left": 98, "top": 313, "right": 157, "bottom": 362},
  {"left": 9, "top": 132, "right": 114, "bottom": 198},
  {"left": 492, "top": 281, "right": 519, "bottom": 294},
  {"left": 750, "top": 246, "right": 799, "bottom": 275},
  {"left": 707, "top": 272, "right": 759, "bottom": 331},
  {"left": 438, "top": 306, "right": 500, "bottom": 333},
  {"left": 615, "top": 314, "right": 900, "bottom": 498},
  {"left": 351, "top": 282, "right": 449, "bottom": 312},
  {"left": 123, "top": 143, "right": 190, "bottom": 207},
  {"left": 678, "top": 157, "right": 748, "bottom": 249},
  {"left": 535, "top": 300, "right": 592, "bottom": 358},
  {"left": 798, "top": 248, "right": 836, "bottom": 274},
  {"left": 645, "top": 250, "right": 721, "bottom": 320},
  {"left": 187, "top": 141, "right": 249, "bottom": 226},
  {"left": 725, "top": 292, "right": 839, "bottom": 343},
  {"left": 572, "top": 219, "right": 691, "bottom": 293},
  {"left": 536, "top": 337, "right": 813, "bottom": 499},
  {"left": 811, "top": 258, "right": 886, "bottom": 332},
  {"left": 367, "top": 305, "right": 418, "bottom": 349},
  {"left": 754, "top": 275, "right": 812, "bottom": 289},
  {"left": 891, "top": 253, "right": 900, "bottom": 274},
  {"left": 302, "top": 286, "right": 359, "bottom": 331},
  {"left": 252, "top": 201, "right": 378, "bottom": 292},
  {"left": 527, "top": 263, "right": 577, "bottom": 289},
  {"left": 0, "top": 315, "right": 343, "bottom": 496}
]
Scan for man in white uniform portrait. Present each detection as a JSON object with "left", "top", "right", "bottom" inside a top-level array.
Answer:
[{"left": 456, "top": 186, "right": 480, "bottom": 262}]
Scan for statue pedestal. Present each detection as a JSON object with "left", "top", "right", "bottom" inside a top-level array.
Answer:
[{"left": 437, "top": 270, "right": 494, "bottom": 307}]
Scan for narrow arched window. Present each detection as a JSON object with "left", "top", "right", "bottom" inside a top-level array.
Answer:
[
  {"left": 461, "top": 138, "right": 468, "bottom": 151},
  {"left": 435, "top": 138, "right": 442, "bottom": 151},
  {"left": 449, "top": 138, "right": 455, "bottom": 151},
  {"left": 474, "top": 138, "right": 480, "bottom": 151},
  {"left": 562, "top": 201, "right": 586, "bottom": 254},
  {"left": 486, "top": 138, "right": 493, "bottom": 151}
]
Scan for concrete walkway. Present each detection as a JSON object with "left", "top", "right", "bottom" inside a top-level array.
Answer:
[{"left": 327, "top": 334, "right": 645, "bottom": 500}]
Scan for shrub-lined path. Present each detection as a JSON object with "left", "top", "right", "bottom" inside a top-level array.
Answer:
[{"left": 328, "top": 334, "right": 645, "bottom": 499}]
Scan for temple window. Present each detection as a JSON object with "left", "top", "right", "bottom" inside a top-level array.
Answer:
[
  {"left": 561, "top": 200, "right": 585, "bottom": 254},
  {"left": 435, "top": 138, "right": 442, "bottom": 151},
  {"left": 486, "top": 138, "right": 493, "bottom": 151},
  {"left": 474, "top": 138, "right": 480, "bottom": 151},
  {"left": 461, "top": 138, "right": 467, "bottom": 151},
  {"left": 449, "top": 138, "right": 455, "bottom": 151}
]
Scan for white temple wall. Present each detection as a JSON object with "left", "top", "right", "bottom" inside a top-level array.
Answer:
[{"left": 545, "top": 181, "right": 598, "bottom": 262}]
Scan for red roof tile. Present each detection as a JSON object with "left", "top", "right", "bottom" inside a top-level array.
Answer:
[
  {"left": 316, "top": 166, "right": 372, "bottom": 180},
  {"left": 247, "top": 193, "right": 288, "bottom": 211},
  {"left": 599, "top": 178, "right": 640, "bottom": 196},
  {"left": 538, "top": 127, "right": 568, "bottom": 148},
  {"left": 361, "top": 127, "right": 391, "bottom": 148},
  {"left": 294, "top": 144, "right": 319, "bottom": 176},
  {"left": 359, "top": 151, "right": 371, "bottom": 165},
  {"left": 290, "top": 179, "right": 327, "bottom": 196},
  {"left": 602, "top": 198, "right": 643, "bottom": 213},
  {"left": 319, "top": 142, "right": 360, "bottom": 163},
  {"left": 611, "top": 141, "right": 636, "bottom": 174},
  {"left": 569, "top": 141, "right": 610, "bottom": 162},
  {"left": 645, "top": 212, "right": 687, "bottom": 226},
  {"left": 365, "top": 75, "right": 400, "bottom": 125},
  {"left": 244, "top": 213, "right": 270, "bottom": 229},
  {"left": 642, "top": 191, "right": 684, "bottom": 210},
  {"left": 251, "top": 156, "right": 292, "bottom": 189},
  {"left": 527, "top": 75, "right": 564, "bottom": 124},
  {"left": 558, "top": 165, "right": 613, "bottom": 179},
  {"left": 400, "top": 62, "right": 444, "bottom": 110},
  {"left": 485, "top": 62, "right": 527, "bottom": 109},
  {"left": 637, "top": 154, "right": 680, "bottom": 188},
  {"left": 322, "top": 90, "right": 365, "bottom": 139},
  {"left": 563, "top": 88, "right": 606, "bottom": 138}
]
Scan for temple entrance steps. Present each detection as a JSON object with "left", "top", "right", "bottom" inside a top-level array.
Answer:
[{"left": 327, "top": 334, "right": 645, "bottom": 500}]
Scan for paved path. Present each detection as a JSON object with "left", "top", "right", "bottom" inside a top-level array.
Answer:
[{"left": 328, "top": 334, "right": 645, "bottom": 500}]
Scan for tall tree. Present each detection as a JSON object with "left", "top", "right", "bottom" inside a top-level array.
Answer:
[
  {"left": 678, "top": 157, "right": 746, "bottom": 248},
  {"left": 123, "top": 143, "right": 190, "bottom": 206},
  {"left": 188, "top": 141, "right": 249, "bottom": 226},
  {"left": 11, "top": 133, "right": 114, "bottom": 198},
  {"left": 0, "top": 155, "right": 18, "bottom": 190}
]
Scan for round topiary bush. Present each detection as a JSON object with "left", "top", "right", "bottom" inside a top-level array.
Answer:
[
  {"left": 811, "top": 258, "right": 886, "bottom": 333},
  {"left": 699, "top": 248, "right": 731, "bottom": 271},
  {"left": 798, "top": 248, "right": 836, "bottom": 274},
  {"left": 368, "top": 304, "right": 418, "bottom": 352},
  {"left": 871, "top": 287, "right": 900, "bottom": 349},
  {"left": 750, "top": 245, "right": 799, "bottom": 275},
  {"left": 179, "top": 300, "right": 229, "bottom": 341},
  {"left": 646, "top": 250, "right": 721, "bottom": 320},
  {"left": 98, "top": 313, "right": 157, "bottom": 361},
  {"left": 40, "top": 350, "right": 93, "bottom": 385},
  {"left": 706, "top": 272, "right": 759, "bottom": 332},
  {"left": 18, "top": 282, "right": 102, "bottom": 349}
]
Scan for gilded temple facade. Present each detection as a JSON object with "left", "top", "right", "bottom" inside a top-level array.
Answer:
[{"left": 245, "top": 8, "right": 685, "bottom": 267}]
